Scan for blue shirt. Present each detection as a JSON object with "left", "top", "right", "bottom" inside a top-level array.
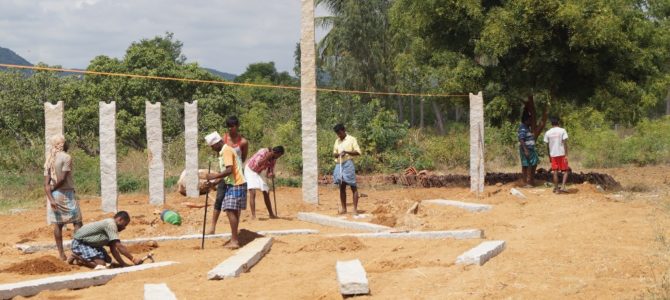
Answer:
[{"left": 518, "top": 123, "right": 535, "bottom": 149}]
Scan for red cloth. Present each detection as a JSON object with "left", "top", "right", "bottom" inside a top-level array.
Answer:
[
  {"left": 551, "top": 156, "right": 569, "bottom": 171},
  {"left": 247, "top": 148, "right": 276, "bottom": 176}
]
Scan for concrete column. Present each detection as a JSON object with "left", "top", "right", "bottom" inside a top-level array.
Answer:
[
  {"left": 300, "top": 0, "right": 318, "bottom": 204},
  {"left": 99, "top": 101, "right": 118, "bottom": 212},
  {"left": 469, "top": 92, "right": 485, "bottom": 193},
  {"left": 44, "top": 101, "right": 64, "bottom": 160},
  {"left": 146, "top": 101, "right": 164, "bottom": 205},
  {"left": 184, "top": 101, "right": 199, "bottom": 198}
]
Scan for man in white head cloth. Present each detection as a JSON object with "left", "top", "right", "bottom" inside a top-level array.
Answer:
[
  {"left": 44, "top": 134, "right": 83, "bottom": 260},
  {"left": 204, "top": 132, "right": 247, "bottom": 248}
]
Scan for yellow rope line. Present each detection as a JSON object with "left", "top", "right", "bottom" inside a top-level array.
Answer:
[{"left": 0, "top": 63, "right": 469, "bottom": 98}]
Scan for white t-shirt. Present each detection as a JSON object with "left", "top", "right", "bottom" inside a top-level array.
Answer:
[{"left": 543, "top": 127, "right": 568, "bottom": 157}]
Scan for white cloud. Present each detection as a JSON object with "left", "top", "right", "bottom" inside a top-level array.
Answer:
[{"left": 0, "top": 0, "right": 306, "bottom": 74}]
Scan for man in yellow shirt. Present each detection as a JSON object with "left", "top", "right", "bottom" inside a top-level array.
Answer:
[
  {"left": 205, "top": 132, "right": 247, "bottom": 249},
  {"left": 332, "top": 124, "right": 361, "bottom": 214}
]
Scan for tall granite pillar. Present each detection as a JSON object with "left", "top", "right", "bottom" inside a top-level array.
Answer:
[
  {"left": 146, "top": 101, "right": 165, "bottom": 205},
  {"left": 300, "top": 0, "right": 318, "bottom": 204},
  {"left": 99, "top": 101, "right": 118, "bottom": 212},
  {"left": 184, "top": 101, "right": 199, "bottom": 198},
  {"left": 469, "top": 92, "right": 485, "bottom": 193}
]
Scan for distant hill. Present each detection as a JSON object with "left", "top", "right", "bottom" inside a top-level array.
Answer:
[
  {"left": 204, "top": 68, "right": 237, "bottom": 81},
  {"left": 0, "top": 46, "right": 32, "bottom": 66},
  {"left": 1, "top": 46, "right": 237, "bottom": 80}
]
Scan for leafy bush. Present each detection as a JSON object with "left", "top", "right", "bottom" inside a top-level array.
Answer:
[{"left": 117, "top": 174, "right": 144, "bottom": 193}]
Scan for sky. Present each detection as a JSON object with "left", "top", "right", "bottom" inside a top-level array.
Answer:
[{"left": 0, "top": 0, "right": 328, "bottom": 75}]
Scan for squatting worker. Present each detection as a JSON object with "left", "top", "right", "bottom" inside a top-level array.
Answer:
[
  {"left": 207, "top": 116, "right": 249, "bottom": 234},
  {"left": 543, "top": 117, "right": 570, "bottom": 193},
  {"left": 68, "top": 211, "right": 142, "bottom": 269},
  {"left": 44, "top": 134, "right": 83, "bottom": 261},
  {"left": 332, "top": 123, "right": 361, "bottom": 215},
  {"left": 245, "top": 146, "right": 285, "bottom": 219},
  {"left": 205, "top": 132, "right": 247, "bottom": 249},
  {"left": 518, "top": 114, "right": 538, "bottom": 187}
]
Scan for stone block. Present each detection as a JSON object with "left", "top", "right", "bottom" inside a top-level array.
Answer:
[
  {"left": 336, "top": 259, "right": 369, "bottom": 295},
  {"left": 144, "top": 283, "right": 177, "bottom": 300},
  {"left": 300, "top": 0, "right": 318, "bottom": 204},
  {"left": 469, "top": 92, "right": 485, "bottom": 193},
  {"left": 297, "top": 212, "right": 391, "bottom": 232},
  {"left": 208, "top": 237, "right": 273, "bottom": 280},
  {"left": 456, "top": 240, "right": 506, "bottom": 266}
]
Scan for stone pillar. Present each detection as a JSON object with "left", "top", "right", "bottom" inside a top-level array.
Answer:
[
  {"left": 99, "top": 101, "right": 118, "bottom": 213},
  {"left": 469, "top": 92, "right": 485, "bottom": 193},
  {"left": 300, "top": 0, "right": 318, "bottom": 204},
  {"left": 145, "top": 101, "right": 165, "bottom": 205},
  {"left": 184, "top": 101, "right": 199, "bottom": 198},
  {"left": 44, "top": 101, "right": 64, "bottom": 160}
]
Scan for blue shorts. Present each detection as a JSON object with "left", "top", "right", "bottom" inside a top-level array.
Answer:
[
  {"left": 71, "top": 239, "right": 112, "bottom": 263},
  {"left": 221, "top": 183, "right": 247, "bottom": 211}
]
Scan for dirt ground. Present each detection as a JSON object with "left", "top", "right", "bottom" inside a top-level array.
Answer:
[{"left": 1, "top": 165, "right": 669, "bottom": 299}]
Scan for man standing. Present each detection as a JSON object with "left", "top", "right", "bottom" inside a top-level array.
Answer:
[
  {"left": 44, "top": 134, "right": 82, "bottom": 261},
  {"left": 543, "top": 117, "right": 570, "bottom": 193},
  {"left": 518, "top": 115, "right": 539, "bottom": 187},
  {"left": 205, "top": 132, "right": 247, "bottom": 249},
  {"left": 332, "top": 124, "right": 361, "bottom": 214},
  {"left": 245, "top": 146, "right": 284, "bottom": 219},
  {"left": 207, "top": 116, "right": 249, "bottom": 234},
  {"left": 68, "top": 211, "right": 142, "bottom": 269}
]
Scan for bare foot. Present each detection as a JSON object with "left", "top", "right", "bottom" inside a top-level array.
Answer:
[
  {"left": 268, "top": 215, "right": 278, "bottom": 219},
  {"left": 59, "top": 253, "right": 67, "bottom": 261},
  {"left": 251, "top": 215, "right": 256, "bottom": 220},
  {"left": 206, "top": 229, "right": 215, "bottom": 235},
  {"left": 338, "top": 209, "right": 347, "bottom": 215},
  {"left": 223, "top": 240, "right": 240, "bottom": 249}
]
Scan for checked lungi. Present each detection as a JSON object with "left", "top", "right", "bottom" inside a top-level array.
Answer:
[
  {"left": 71, "top": 239, "right": 112, "bottom": 263},
  {"left": 46, "top": 190, "right": 82, "bottom": 225},
  {"left": 333, "top": 159, "right": 357, "bottom": 187},
  {"left": 221, "top": 183, "right": 247, "bottom": 211}
]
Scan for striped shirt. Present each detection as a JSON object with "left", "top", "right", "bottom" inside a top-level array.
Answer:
[
  {"left": 246, "top": 148, "right": 277, "bottom": 176},
  {"left": 73, "top": 218, "right": 119, "bottom": 247}
]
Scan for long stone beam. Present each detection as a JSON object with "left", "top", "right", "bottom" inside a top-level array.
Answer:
[
  {"left": 0, "top": 261, "right": 177, "bottom": 299},
  {"left": 327, "top": 229, "right": 483, "bottom": 239},
  {"left": 15, "top": 229, "right": 318, "bottom": 254},
  {"left": 207, "top": 237, "right": 273, "bottom": 280},
  {"left": 297, "top": 212, "right": 391, "bottom": 232},
  {"left": 456, "top": 240, "right": 506, "bottom": 266},
  {"left": 423, "top": 199, "right": 492, "bottom": 212}
]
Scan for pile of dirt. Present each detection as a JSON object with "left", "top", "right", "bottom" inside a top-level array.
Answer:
[
  {"left": 2, "top": 255, "right": 74, "bottom": 275},
  {"left": 371, "top": 214, "right": 397, "bottom": 227},
  {"left": 126, "top": 240, "right": 159, "bottom": 254},
  {"left": 298, "top": 237, "right": 365, "bottom": 253}
]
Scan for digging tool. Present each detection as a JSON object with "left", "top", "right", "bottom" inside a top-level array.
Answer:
[
  {"left": 271, "top": 176, "right": 278, "bottom": 217},
  {"left": 201, "top": 160, "right": 211, "bottom": 249},
  {"left": 137, "top": 252, "right": 155, "bottom": 265}
]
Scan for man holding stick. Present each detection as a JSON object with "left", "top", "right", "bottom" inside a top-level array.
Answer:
[
  {"left": 245, "top": 146, "right": 284, "bottom": 219},
  {"left": 332, "top": 124, "right": 361, "bottom": 215},
  {"left": 205, "top": 132, "right": 247, "bottom": 249}
]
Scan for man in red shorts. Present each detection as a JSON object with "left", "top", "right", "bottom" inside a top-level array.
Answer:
[{"left": 543, "top": 117, "right": 569, "bottom": 193}]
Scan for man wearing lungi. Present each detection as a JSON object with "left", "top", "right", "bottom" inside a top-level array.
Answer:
[
  {"left": 332, "top": 124, "right": 361, "bottom": 215},
  {"left": 205, "top": 132, "right": 247, "bottom": 249},
  {"left": 43, "top": 134, "right": 83, "bottom": 261},
  {"left": 68, "top": 211, "right": 142, "bottom": 269}
]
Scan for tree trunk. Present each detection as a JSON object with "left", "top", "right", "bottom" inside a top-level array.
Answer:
[
  {"left": 420, "top": 98, "right": 425, "bottom": 128},
  {"left": 432, "top": 100, "right": 445, "bottom": 135},
  {"left": 454, "top": 105, "right": 462, "bottom": 122},
  {"left": 524, "top": 94, "right": 547, "bottom": 138},
  {"left": 397, "top": 97, "right": 404, "bottom": 122},
  {"left": 410, "top": 97, "right": 416, "bottom": 127},
  {"left": 665, "top": 88, "right": 670, "bottom": 115}
]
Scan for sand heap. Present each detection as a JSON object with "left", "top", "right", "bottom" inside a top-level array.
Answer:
[
  {"left": 298, "top": 237, "right": 365, "bottom": 253},
  {"left": 3, "top": 255, "right": 74, "bottom": 275}
]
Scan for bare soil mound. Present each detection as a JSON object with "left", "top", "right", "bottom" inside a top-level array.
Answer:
[
  {"left": 126, "top": 240, "right": 159, "bottom": 254},
  {"left": 298, "top": 237, "right": 365, "bottom": 253},
  {"left": 3, "top": 255, "right": 74, "bottom": 275}
]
